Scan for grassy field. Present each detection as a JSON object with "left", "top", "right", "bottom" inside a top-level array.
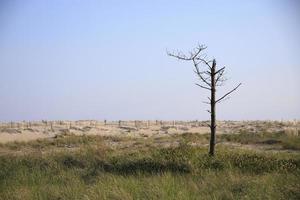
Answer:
[{"left": 0, "top": 132, "right": 299, "bottom": 200}]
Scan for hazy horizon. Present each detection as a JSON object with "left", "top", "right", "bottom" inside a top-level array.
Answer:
[{"left": 0, "top": 0, "right": 299, "bottom": 122}]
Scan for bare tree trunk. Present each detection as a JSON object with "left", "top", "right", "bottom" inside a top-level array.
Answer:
[
  {"left": 209, "top": 60, "right": 216, "bottom": 156},
  {"left": 168, "top": 45, "right": 241, "bottom": 156}
]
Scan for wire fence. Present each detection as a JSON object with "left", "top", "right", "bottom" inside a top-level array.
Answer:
[
  {"left": 0, "top": 120, "right": 299, "bottom": 136},
  {"left": 0, "top": 120, "right": 210, "bottom": 129}
]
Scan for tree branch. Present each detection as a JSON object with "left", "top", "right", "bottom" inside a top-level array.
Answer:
[
  {"left": 167, "top": 45, "right": 207, "bottom": 61},
  {"left": 214, "top": 67, "right": 225, "bottom": 75},
  {"left": 195, "top": 57, "right": 213, "bottom": 69},
  {"left": 216, "top": 83, "right": 242, "bottom": 103},
  {"left": 216, "top": 96, "right": 230, "bottom": 103},
  {"left": 215, "top": 77, "right": 227, "bottom": 87},
  {"left": 205, "top": 122, "right": 211, "bottom": 128},
  {"left": 167, "top": 45, "right": 212, "bottom": 71},
  {"left": 216, "top": 72, "right": 228, "bottom": 88},
  {"left": 195, "top": 83, "right": 211, "bottom": 90},
  {"left": 192, "top": 59, "right": 211, "bottom": 87}
]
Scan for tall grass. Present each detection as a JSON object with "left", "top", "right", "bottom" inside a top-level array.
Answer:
[
  {"left": 0, "top": 134, "right": 299, "bottom": 199},
  {"left": 220, "top": 131, "right": 300, "bottom": 150}
]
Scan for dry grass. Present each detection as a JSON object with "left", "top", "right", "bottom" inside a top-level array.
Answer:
[{"left": 0, "top": 133, "right": 299, "bottom": 199}]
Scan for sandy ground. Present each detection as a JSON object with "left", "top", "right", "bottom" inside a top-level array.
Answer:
[{"left": 0, "top": 120, "right": 299, "bottom": 143}]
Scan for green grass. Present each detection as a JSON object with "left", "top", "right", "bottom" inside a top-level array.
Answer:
[
  {"left": 220, "top": 131, "right": 300, "bottom": 150},
  {"left": 0, "top": 134, "right": 299, "bottom": 200},
  {"left": 170, "top": 131, "right": 300, "bottom": 151}
]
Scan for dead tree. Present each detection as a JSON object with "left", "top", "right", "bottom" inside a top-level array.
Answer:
[{"left": 168, "top": 44, "right": 241, "bottom": 156}]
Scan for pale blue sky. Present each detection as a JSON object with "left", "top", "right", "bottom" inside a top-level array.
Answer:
[{"left": 0, "top": 0, "right": 299, "bottom": 121}]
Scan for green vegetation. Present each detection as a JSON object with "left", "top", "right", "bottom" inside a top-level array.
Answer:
[
  {"left": 219, "top": 131, "right": 300, "bottom": 150},
  {"left": 0, "top": 134, "right": 299, "bottom": 200}
]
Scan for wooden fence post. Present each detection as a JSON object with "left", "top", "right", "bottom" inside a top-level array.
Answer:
[{"left": 51, "top": 122, "right": 54, "bottom": 132}]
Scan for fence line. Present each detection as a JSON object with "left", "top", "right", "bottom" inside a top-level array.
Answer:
[
  {"left": 0, "top": 120, "right": 299, "bottom": 134},
  {"left": 0, "top": 120, "right": 211, "bottom": 129}
]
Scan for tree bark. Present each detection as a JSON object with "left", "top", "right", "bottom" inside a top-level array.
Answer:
[{"left": 209, "top": 59, "right": 216, "bottom": 156}]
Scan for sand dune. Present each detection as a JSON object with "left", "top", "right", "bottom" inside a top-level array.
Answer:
[{"left": 0, "top": 120, "right": 298, "bottom": 143}]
